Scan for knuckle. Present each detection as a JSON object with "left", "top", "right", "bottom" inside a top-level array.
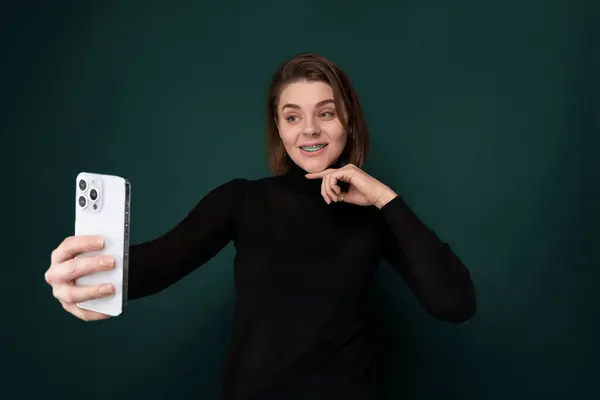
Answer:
[
  {"left": 44, "top": 269, "right": 53, "bottom": 284},
  {"left": 64, "top": 260, "right": 77, "bottom": 278},
  {"left": 55, "top": 236, "right": 76, "bottom": 256},
  {"left": 63, "top": 235, "right": 76, "bottom": 245},
  {"left": 56, "top": 240, "right": 69, "bottom": 254},
  {"left": 61, "top": 289, "right": 74, "bottom": 304},
  {"left": 50, "top": 248, "right": 60, "bottom": 263}
]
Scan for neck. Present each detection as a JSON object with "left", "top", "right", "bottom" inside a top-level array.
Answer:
[{"left": 282, "top": 158, "right": 346, "bottom": 194}]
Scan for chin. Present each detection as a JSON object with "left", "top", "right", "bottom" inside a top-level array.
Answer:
[
  {"left": 294, "top": 157, "right": 332, "bottom": 173},
  {"left": 301, "top": 164, "right": 325, "bottom": 173}
]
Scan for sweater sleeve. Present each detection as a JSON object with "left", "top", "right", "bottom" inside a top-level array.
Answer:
[
  {"left": 126, "top": 178, "right": 247, "bottom": 300},
  {"left": 377, "top": 195, "right": 476, "bottom": 323}
]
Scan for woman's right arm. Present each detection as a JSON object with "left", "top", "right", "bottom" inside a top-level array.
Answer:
[
  {"left": 127, "top": 178, "right": 248, "bottom": 300},
  {"left": 45, "top": 178, "right": 248, "bottom": 320}
]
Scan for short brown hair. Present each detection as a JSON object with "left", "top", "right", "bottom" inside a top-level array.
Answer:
[{"left": 266, "top": 53, "right": 370, "bottom": 175}]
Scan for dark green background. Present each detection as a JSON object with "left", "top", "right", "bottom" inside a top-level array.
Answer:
[{"left": 3, "top": 0, "right": 598, "bottom": 399}]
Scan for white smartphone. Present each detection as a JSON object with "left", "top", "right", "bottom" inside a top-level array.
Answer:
[{"left": 74, "top": 172, "right": 131, "bottom": 317}]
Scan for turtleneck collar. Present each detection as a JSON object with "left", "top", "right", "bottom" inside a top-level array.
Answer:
[{"left": 281, "top": 158, "right": 346, "bottom": 194}]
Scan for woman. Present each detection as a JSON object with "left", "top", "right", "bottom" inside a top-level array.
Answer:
[{"left": 45, "top": 53, "right": 476, "bottom": 399}]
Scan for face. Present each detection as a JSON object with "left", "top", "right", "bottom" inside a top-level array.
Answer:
[{"left": 276, "top": 80, "right": 347, "bottom": 173}]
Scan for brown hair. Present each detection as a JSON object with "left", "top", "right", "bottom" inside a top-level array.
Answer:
[{"left": 266, "top": 53, "right": 370, "bottom": 175}]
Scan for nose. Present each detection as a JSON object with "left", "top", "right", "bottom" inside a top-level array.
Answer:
[{"left": 302, "top": 118, "right": 320, "bottom": 137}]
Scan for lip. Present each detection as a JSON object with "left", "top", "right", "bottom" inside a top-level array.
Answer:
[
  {"left": 299, "top": 143, "right": 328, "bottom": 156},
  {"left": 298, "top": 142, "right": 328, "bottom": 148}
]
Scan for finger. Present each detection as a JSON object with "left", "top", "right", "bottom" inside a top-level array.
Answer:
[
  {"left": 325, "top": 175, "right": 339, "bottom": 202},
  {"left": 305, "top": 168, "right": 334, "bottom": 179},
  {"left": 46, "top": 255, "right": 115, "bottom": 285},
  {"left": 51, "top": 235, "right": 105, "bottom": 265},
  {"left": 331, "top": 170, "right": 354, "bottom": 184},
  {"left": 321, "top": 175, "right": 332, "bottom": 204},
  {"left": 53, "top": 282, "right": 114, "bottom": 304},
  {"left": 62, "top": 301, "right": 112, "bottom": 322},
  {"left": 329, "top": 175, "right": 342, "bottom": 197},
  {"left": 342, "top": 189, "right": 361, "bottom": 204}
]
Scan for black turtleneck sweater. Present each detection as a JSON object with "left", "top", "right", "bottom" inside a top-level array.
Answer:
[{"left": 127, "top": 162, "right": 476, "bottom": 400}]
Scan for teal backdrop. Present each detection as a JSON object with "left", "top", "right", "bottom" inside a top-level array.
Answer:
[{"left": 3, "top": 0, "right": 598, "bottom": 399}]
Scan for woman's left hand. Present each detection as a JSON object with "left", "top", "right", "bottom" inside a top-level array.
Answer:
[{"left": 305, "top": 163, "right": 398, "bottom": 208}]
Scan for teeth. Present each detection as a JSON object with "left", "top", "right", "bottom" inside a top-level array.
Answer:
[{"left": 301, "top": 144, "right": 327, "bottom": 152}]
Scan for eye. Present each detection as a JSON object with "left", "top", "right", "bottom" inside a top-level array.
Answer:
[
  {"left": 286, "top": 115, "right": 299, "bottom": 123},
  {"left": 319, "top": 111, "right": 335, "bottom": 119}
]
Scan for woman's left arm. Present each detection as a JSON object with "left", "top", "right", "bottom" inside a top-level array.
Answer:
[
  {"left": 376, "top": 193, "right": 476, "bottom": 323},
  {"left": 306, "top": 164, "right": 476, "bottom": 323}
]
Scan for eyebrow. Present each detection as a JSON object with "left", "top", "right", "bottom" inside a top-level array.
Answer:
[{"left": 280, "top": 99, "right": 335, "bottom": 111}]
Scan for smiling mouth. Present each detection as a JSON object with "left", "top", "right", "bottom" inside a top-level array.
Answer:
[{"left": 300, "top": 144, "right": 328, "bottom": 152}]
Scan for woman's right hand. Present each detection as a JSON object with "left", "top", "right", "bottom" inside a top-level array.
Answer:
[{"left": 45, "top": 235, "right": 116, "bottom": 321}]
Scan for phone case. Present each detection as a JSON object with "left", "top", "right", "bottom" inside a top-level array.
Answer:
[{"left": 74, "top": 172, "right": 130, "bottom": 317}]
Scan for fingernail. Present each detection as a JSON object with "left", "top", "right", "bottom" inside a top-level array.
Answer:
[
  {"left": 99, "top": 284, "right": 113, "bottom": 294},
  {"left": 99, "top": 257, "right": 114, "bottom": 267},
  {"left": 92, "top": 238, "right": 104, "bottom": 247}
]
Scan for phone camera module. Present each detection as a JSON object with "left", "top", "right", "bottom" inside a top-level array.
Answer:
[
  {"left": 78, "top": 179, "right": 87, "bottom": 191},
  {"left": 78, "top": 196, "right": 87, "bottom": 208},
  {"left": 89, "top": 189, "right": 99, "bottom": 202}
]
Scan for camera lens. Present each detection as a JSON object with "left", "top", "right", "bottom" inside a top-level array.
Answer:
[
  {"left": 78, "top": 179, "right": 87, "bottom": 191},
  {"left": 78, "top": 196, "right": 87, "bottom": 208},
  {"left": 89, "top": 189, "right": 98, "bottom": 201}
]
